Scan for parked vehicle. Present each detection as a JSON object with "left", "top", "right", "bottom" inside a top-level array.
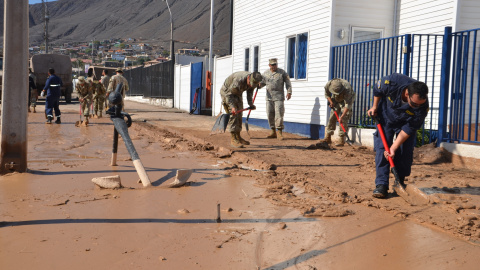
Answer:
[{"left": 30, "top": 54, "right": 73, "bottom": 103}]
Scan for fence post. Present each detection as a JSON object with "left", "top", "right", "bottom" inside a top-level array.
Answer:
[
  {"left": 437, "top": 26, "right": 453, "bottom": 146},
  {"left": 329, "top": 46, "right": 335, "bottom": 80},
  {"left": 403, "top": 34, "right": 411, "bottom": 76}
]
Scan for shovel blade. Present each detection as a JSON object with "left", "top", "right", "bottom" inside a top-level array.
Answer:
[
  {"left": 210, "top": 114, "right": 230, "bottom": 134},
  {"left": 75, "top": 121, "right": 81, "bottom": 127},
  {"left": 393, "top": 182, "right": 430, "bottom": 206},
  {"left": 168, "top": 169, "right": 193, "bottom": 188}
]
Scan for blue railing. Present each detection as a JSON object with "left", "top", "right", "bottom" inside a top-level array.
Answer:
[{"left": 331, "top": 27, "right": 480, "bottom": 146}]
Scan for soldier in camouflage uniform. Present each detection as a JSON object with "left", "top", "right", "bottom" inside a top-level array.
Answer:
[
  {"left": 100, "top": 69, "right": 111, "bottom": 111},
  {"left": 320, "top": 78, "right": 356, "bottom": 146},
  {"left": 76, "top": 76, "right": 93, "bottom": 124},
  {"left": 107, "top": 68, "right": 129, "bottom": 110},
  {"left": 91, "top": 80, "right": 106, "bottom": 118},
  {"left": 259, "top": 58, "right": 292, "bottom": 140},
  {"left": 220, "top": 71, "right": 263, "bottom": 148}
]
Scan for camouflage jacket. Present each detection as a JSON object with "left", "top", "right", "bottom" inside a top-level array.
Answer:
[
  {"left": 220, "top": 71, "right": 255, "bottom": 109},
  {"left": 259, "top": 68, "right": 292, "bottom": 101},
  {"left": 324, "top": 79, "right": 356, "bottom": 109},
  {"left": 76, "top": 82, "right": 92, "bottom": 99},
  {"left": 101, "top": 75, "right": 110, "bottom": 90},
  {"left": 91, "top": 81, "right": 106, "bottom": 97},
  {"left": 107, "top": 74, "right": 129, "bottom": 95}
]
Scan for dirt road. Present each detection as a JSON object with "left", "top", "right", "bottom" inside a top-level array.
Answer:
[{"left": 0, "top": 100, "right": 479, "bottom": 269}]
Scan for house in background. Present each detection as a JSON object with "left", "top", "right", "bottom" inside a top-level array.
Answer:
[{"left": 209, "top": 0, "right": 480, "bottom": 143}]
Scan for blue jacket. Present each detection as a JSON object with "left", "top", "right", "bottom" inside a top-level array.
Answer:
[
  {"left": 374, "top": 73, "right": 429, "bottom": 136},
  {"left": 43, "top": 74, "right": 63, "bottom": 98}
]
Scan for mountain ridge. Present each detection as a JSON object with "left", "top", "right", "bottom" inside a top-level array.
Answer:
[{"left": 1, "top": 0, "right": 231, "bottom": 54}]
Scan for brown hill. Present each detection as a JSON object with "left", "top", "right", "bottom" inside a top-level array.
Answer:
[{"left": 2, "top": 0, "right": 231, "bottom": 54}]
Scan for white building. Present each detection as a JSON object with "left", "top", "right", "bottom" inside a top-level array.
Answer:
[{"left": 209, "top": 0, "right": 480, "bottom": 143}]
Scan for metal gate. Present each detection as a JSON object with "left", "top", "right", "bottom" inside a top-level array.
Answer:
[
  {"left": 123, "top": 60, "right": 174, "bottom": 98},
  {"left": 330, "top": 27, "right": 480, "bottom": 146}
]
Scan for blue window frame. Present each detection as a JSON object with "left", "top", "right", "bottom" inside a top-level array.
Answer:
[
  {"left": 286, "top": 32, "right": 308, "bottom": 79},
  {"left": 253, "top": 46, "right": 259, "bottom": 72},
  {"left": 244, "top": 48, "right": 250, "bottom": 71}
]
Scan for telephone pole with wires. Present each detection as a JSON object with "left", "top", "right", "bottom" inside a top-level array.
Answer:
[{"left": 42, "top": 0, "right": 49, "bottom": 53}]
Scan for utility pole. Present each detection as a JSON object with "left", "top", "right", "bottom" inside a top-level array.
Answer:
[
  {"left": 0, "top": 0, "right": 29, "bottom": 174},
  {"left": 43, "top": 0, "right": 49, "bottom": 53},
  {"left": 208, "top": 0, "right": 214, "bottom": 72},
  {"left": 92, "top": 38, "right": 95, "bottom": 65}
]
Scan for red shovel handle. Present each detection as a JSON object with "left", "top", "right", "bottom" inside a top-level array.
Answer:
[
  {"left": 375, "top": 117, "right": 395, "bottom": 168},
  {"left": 333, "top": 111, "right": 347, "bottom": 133},
  {"left": 246, "top": 87, "right": 259, "bottom": 118}
]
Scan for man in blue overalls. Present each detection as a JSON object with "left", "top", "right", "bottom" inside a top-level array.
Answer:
[
  {"left": 42, "top": 68, "right": 63, "bottom": 124},
  {"left": 367, "top": 73, "right": 429, "bottom": 198}
]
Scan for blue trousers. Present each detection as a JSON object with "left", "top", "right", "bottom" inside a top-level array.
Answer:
[
  {"left": 45, "top": 96, "right": 61, "bottom": 118},
  {"left": 373, "top": 124, "right": 416, "bottom": 187}
]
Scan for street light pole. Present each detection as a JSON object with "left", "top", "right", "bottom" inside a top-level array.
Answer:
[
  {"left": 163, "top": 0, "right": 174, "bottom": 62},
  {"left": 163, "top": 0, "right": 175, "bottom": 108}
]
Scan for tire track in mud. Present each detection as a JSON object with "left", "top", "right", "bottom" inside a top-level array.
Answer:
[{"left": 132, "top": 121, "right": 480, "bottom": 244}]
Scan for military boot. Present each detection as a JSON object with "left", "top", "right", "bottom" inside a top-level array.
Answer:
[
  {"left": 319, "top": 133, "right": 332, "bottom": 144},
  {"left": 230, "top": 132, "right": 244, "bottom": 148},
  {"left": 277, "top": 129, "right": 284, "bottom": 140},
  {"left": 45, "top": 116, "right": 53, "bottom": 124},
  {"left": 335, "top": 135, "right": 345, "bottom": 147},
  {"left": 55, "top": 116, "right": 61, "bottom": 124},
  {"left": 266, "top": 128, "right": 277, "bottom": 139},
  {"left": 236, "top": 132, "right": 250, "bottom": 145}
]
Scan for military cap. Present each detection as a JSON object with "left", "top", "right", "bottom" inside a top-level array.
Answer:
[
  {"left": 269, "top": 58, "right": 278, "bottom": 65},
  {"left": 115, "top": 67, "right": 124, "bottom": 73},
  {"left": 249, "top": 72, "right": 263, "bottom": 85},
  {"left": 329, "top": 79, "right": 346, "bottom": 95},
  {"left": 78, "top": 76, "right": 85, "bottom": 82}
]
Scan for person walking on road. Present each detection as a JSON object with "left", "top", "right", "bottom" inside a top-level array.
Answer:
[
  {"left": 42, "top": 68, "right": 63, "bottom": 124},
  {"left": 320, "top": 78, "right": 356, "bottom": 146},
  {"left": 367, "top": 73, "right": 429, "bottom": 198},
  {"left": 76, "top": 76, "right": 93, "bottom": 125},
  {"left": 92, "top": 80, "right": 106, "bottom": 118},
  {"left": 107, "top": 68, "right": 129, "bottom": 110},
  {"left": 259, "top": 58, "right": 292, "bottom": 140},
  {"left": 220, "top": 71, "right": 263, "bottom": 148},
  {"left": 101, "top": 69, "right": 111, "bottom": 110},
  {"left": 28, "top": 70, "right": 38, "bottom": 113}
]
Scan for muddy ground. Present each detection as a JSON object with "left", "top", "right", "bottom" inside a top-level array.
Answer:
[
  {"left": 0, "top": 100, "right": 479, "bottom": 269},
  {"left": 127, "top": 103, "right": 480, "bottom": 245}
]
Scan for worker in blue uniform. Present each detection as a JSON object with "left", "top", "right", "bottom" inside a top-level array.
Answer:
[
  {"left": 42, "top": 68, "right": 63, "bottom": 124},
  {"left": 367, "top": 73, "right": 429, "bottom": 198}
]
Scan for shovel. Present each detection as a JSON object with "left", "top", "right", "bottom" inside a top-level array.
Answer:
[
  {"left": 75, "top": 102, "right": 85, "bottom": 127},
  {"left": 333, "top": 110, "right": 354, "bottom": 146},
  {"left": 210, "top": 107, "right": 253, "bottom": 135},
  {"left": 167, "top": 169, "right": 193, "bottom": 188},
  {"left": 245, "top": 87, "right": 259, "bottom": 138},
  {"left": 375, "top": 117, "right": 429, "bottom": 206}
]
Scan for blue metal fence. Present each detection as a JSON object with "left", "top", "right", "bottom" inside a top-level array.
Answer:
[{"left": 331, "top": 26, "right": 480, "bottom": 146}]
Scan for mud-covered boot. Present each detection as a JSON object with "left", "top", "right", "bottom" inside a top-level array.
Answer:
[
  {"left": 45, "top": 116, "right": 53, "bottom": 124},
  {"left": 277, "top": 129, "right": 284, "bottom": 140},
  {"left": 319, "top": 133, "right": 332, "bottom": 144},
  {"left": 230, "top": 132, "right": 244, "bottom": 148},
  {"left": 55, "top": 116, "right": 61, "bottom": 124},
  {"left": 266, "top": 128, "right": 277, "bottom": 139},
  {"left": 236, "top": 132, "right": 250, "bottom": 145},
  {"left": 335, "top": 135, "right": 345, "bottom": 147}
]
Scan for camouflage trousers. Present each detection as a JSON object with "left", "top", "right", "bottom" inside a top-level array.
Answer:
[
  {"left": 80, "top": 98, "right": 92, "bottom": 117},
  {"left": 325, "top": 102, "right": 352, "bottom": 137},
  {"left": 221, "top": 95, "right": 243, "bottom": 133},
  {"left": 93, "top": 96, "right": 105, "bottom": 113},
  {"left": 266, "top": 100, "right": 285, "bottom": 130},
  {"left": 29, "top": 88, "right": 37, "bottom": 107}
]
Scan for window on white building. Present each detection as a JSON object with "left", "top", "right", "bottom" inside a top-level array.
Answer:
[
  {"left": 286, "top": 32, "right": 308, "bottom": 79},
  {"left": 351, "top": 27, "right": 384, "bottom": 43},
  {"left": 253, "top": 46, "right": 259, "bottom": 72},
  {"left": 244, "top": 48, "right": 250, "bottom": 71}
]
